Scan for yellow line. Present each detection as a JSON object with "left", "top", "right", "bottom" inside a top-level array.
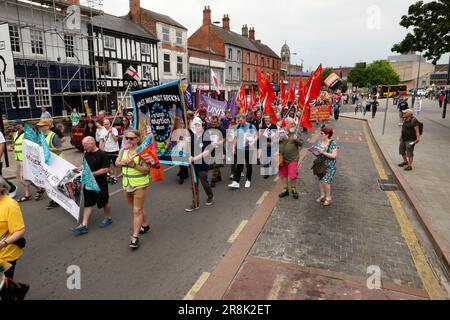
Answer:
[
  {"left": 183, "top": 272, "right": 211, "bottom": 300},
  {"left": 227, "top": 220, "right": 248, "bottom": 244},
  {"left": 363, "top": 123, "right": 446, "bottom": 300},
  {"left": 256, "top": 191, "right": 270, "bottom": 206},
  {"left": 267, "top": 274, "right": 286, "bottom": 300},
  {"left": 290, "top": 280, "right": 302, "bottom": 295}
]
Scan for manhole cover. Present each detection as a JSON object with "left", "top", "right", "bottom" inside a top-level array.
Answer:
[{"left": 378, "top": 179, "right": 400, "bottom": 191}]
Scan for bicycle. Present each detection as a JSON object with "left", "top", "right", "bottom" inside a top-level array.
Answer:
[{"left": 355, "top": 102, "right": 364, "bottom": 115}]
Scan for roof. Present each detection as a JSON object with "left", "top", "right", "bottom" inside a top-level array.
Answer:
[
  {"left": 92, "top": 14, "right": 158, "bottom": 41},
  {"left": 250, "top": 39, "right": 280, "bottom": 59},
  {"left": 288, "top": 71, "right": 311, "bottom": 77},
  {"left": 210, "top": 25, "right": 258, "bottom": 52},
  {"left": 141, "top": 9, "right": 187, "bottom": 30}
]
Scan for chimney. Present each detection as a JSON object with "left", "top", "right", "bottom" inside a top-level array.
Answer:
[
  {"left": 249, "top": 27, "right": 255, "bottom": 40},
  {"left": 203, "top": 6, "right": 211, "bottom": 26},
  {"left": 129, "top": 0, "right": 141, "bottom": 23},
  {"left": 222, "top": 14, "right": 230, "bottom": 31},
  {"left": 67, "top": 0, "right": 80, "bottom": 4},
  {"left": 242, "top": 24, "right": 248, "bottom": 37}
]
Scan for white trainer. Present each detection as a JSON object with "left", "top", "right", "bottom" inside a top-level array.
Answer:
[
  {"left": 245, "top": 180, "right": 251, "bottom": 188},
  {"left": 228, "top": 181, "right": 240, "bottom": 189}
]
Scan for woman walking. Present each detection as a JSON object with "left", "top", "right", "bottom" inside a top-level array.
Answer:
[
  {"left": 116, "top": 130, "right": 151, "bottom": 249},
  {"left": 314, "top": 127, "right": 338, "bottom": 206}
]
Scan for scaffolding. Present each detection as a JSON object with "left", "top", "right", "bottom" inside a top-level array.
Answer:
[{"left": 0, "top": 0, "right": 112, "bottom": 121}]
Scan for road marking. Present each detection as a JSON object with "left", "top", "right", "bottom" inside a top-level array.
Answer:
[
  {"left": 183, "top": 272, "right": 211, "bottom": 300},
  {"left": 267, "top": 274, "right": 286, "bottom": 300},
  {"left": 290, "top": 280, "right": 302, "bottom": 295},
  {"left": 256, "top": 191, "right": 269, "bottom": 206},
  {"left": 227, "top": 220, "right": 248, "bottom": 244},
  {"left": 363, "top": 123, "right": 446, "bottom": 300},
  {"left": 109, "top": 165, "right": 179, "bottom": 197}
]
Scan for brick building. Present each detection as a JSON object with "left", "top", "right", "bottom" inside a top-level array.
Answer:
[
  {"left": 126, "top": 0, "right": 188, "bottom": 85},
  {"left": 188, "top": 6, "right": 280, "bottom": 100}
]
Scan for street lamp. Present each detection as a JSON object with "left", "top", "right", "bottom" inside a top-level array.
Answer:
[{"left": 208, "top": 20, "right": 221, "bottom": 95}]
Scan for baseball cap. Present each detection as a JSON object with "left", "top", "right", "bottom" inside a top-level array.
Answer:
[
  {"left": 36, "top": 119, "right": 52, "bottom": 127},
  {"left": 12, "top": 119, "right": 23, "bottom": 126}
]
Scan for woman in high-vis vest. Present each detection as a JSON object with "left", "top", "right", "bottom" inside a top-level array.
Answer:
[{"left": 116, "top": 130, "right": 150, "bottom": 250}]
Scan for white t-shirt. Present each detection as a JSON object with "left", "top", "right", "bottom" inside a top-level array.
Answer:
[
  {"left": 0, "top": 132, "right": 5, "bottom": 162},
  {"left": 98, "top": 127, "right": 120, "bottom": 153}
]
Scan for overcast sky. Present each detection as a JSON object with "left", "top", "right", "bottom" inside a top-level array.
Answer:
[{"left": 105, "top": 0, "right": 449, "bottom": 71}]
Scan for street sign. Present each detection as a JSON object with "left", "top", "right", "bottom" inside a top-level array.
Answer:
[{"left": 0, "top": 23, "right": 17, "bottom": 93}]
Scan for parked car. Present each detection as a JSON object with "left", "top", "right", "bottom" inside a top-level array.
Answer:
[{"left": 71, "top": 116, "right": 123, "bottom": 151}]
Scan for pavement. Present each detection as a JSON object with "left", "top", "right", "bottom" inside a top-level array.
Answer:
[{"left": 194, "top": 117, "right": 449, "bottom": 301}]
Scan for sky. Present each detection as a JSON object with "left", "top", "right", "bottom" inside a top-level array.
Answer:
[{"left": 104, "top": 0, "right": 449, "bottom": 71}]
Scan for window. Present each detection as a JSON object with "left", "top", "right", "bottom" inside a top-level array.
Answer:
[
  {"left": 64, "top": 35, "right": 75, "bottom": 58},
  {"left": 142, "top": 64, "right": 152, "bottom": 80},
  {"left": 9, "top": 25, "right": 21, "bottom": 53},
  {"left": 15, "top": 79, "right": 29, "bottom": 108},
  {"left": 247, "top": 68, "right": 250, "bottom": 81},
  {"left": 237, "top": 68, "right": 241, "bottom": 81},
  {"left": 272, "top": 60, "right": 275, "bottom": 69},
  {"left": 261, "top": 57, "right": 265, "bottom": 67},
  {"left": 176, "top": 31, "right": 183, "bottom": 45},
  {"left": 141, "top": 43, "right": 151, "bottom": 55},
  {"left": 104, "top": 35, "right": 116, "bottom": 50},
  {"left": 164, "top": 53, "right": 171, "bottom": 73},
  {"left": 189, "top": 65, "right": 223, "bottom": 85},
  {"left": 255, "top": 55, "right": 258, "bottom": 66},
  {"left": 30, "top": 29, "right": 44, "bottom": 55},
  {"left": 162, "top": 27, "right": 170, "bottom": 42},
  {"left": 109, "top": 61, "right": 118, "bottom": 78},
  {"left": 117, "top": 92, "right": 132, "bottom": 109},
  {"left": 237, "top": 50, "right": 241, "bottom": 62},
  {"left": 33, "top": 79, "right": 51, "bottom": 107},
  {"left": 228, "top": 48, "right": 232, "bottom": 60},
  {"left": 177, "top": 56, "right": 183, "bottom": 74},
  {"left": 228, "top": 67, "right": 232, "bottom": 81},
  {"left": 247, "top": 53, "right": 250, "bottom": 64}
]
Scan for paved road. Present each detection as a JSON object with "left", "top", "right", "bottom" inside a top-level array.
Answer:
[{"left": 13, "top": 155, "right": 276, "bottom": 300}]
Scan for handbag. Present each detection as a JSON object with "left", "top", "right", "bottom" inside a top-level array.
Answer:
[
  {"left": 14, "top": 238, "right": 26, "bottom": 249},
  {"left": 311, "top": 141, "right": 334, "bottom": 179}
]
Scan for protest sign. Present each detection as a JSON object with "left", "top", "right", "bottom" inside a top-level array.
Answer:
[{"left": 201, "top": 95, "right": 227, "bottom": 119}]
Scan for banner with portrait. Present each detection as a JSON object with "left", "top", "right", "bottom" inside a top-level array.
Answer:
[{"left": 130, "top": 80, "right": 189, "bottom": 165}]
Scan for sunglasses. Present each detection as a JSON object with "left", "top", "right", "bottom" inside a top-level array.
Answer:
[{"left": 125, "top": 137, "right": 137, "bottom": 141}]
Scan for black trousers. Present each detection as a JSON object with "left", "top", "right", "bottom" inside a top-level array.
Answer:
[
  {"left": 192, "top": 167, "right": 213, "bottom": 205},
  {"left": 233, "top": 149, "right": 254, "bottom": 183},
  {"left": 372, "top": 107, "right": 378, "bottom": 118},
  {"left": 178, "top": 166, "right": 189, "bottom": 180}
]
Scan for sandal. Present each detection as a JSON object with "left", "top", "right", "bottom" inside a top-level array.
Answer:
[
  {"left": 18, "top": 196, "right": 32, "bottom": 203},
  {"left": 323, "top": 199, "right": 333, "bottom": 206},
  {"left": 316, "top": 197, "right": 325, "bottom": 204}
]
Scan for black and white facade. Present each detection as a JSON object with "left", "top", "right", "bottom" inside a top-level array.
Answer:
[{"left": 91, "top": 14, "right": 159, "bottom": 112}]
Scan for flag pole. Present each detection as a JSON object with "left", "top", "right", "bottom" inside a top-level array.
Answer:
[
  {"left": 111, "top": 82, "right": 132, "bottom": 128},
  {"left": 180, "top": 80, "right": 199, "bottom": 208}
]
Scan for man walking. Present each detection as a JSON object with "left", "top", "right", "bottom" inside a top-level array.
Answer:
[
  {"left": 205, "top": 115, "right": 226, "bottom": 188},
  {"left": 228, "top": 113, "right": 258, "bottom": 189},
  {"left": 71, "top": 137, "right": 113, "bottom": 234},
  {"left": 398, "top": 109, "right": 421, "bottom": 172},
  {"left": 98, "top": 119, "right": 120, "bottom": 185}
]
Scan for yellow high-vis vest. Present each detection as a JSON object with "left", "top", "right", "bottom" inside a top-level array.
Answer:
[{"left": 121, "top": 150, "right": 149, "bottom": 188}]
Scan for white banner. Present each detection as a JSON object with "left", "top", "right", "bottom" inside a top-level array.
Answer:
[
  {"left": 0, "top": 23, "right": 17, "bottom": 93},
  {"left": 23, "top": 140, "right": 82, "bottom": 221}
]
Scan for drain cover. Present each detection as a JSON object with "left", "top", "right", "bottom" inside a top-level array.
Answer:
[{"left": 378, "top": 179, "right": 400, "bottom": 191}]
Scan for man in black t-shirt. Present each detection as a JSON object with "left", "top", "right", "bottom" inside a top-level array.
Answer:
[
  {"left": 71, "top": 136, "right": 113, "bottom": 235},
  {"left": 399, "top": 109, "right": 421, "bottom": 172},
  {"left": 205, "top": 115, "right": 226, "bottom": 188}
]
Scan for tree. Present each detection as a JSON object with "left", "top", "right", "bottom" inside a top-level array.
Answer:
[
  {"left": 340, "top": 80, "right": 348, "bottom": 93},
  {"left": 321, "top": 68, "right": 333, "bottom": 86},
  {"left": 392, "top": 0, "right": 450, "bottom": 64},
  {"left": 366, "top": 60, "right": 401, "bottom": 86},
  {"left": 348, "top": 64, "right": 368, "bottom": 89}
]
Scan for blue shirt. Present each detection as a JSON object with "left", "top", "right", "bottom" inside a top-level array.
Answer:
[{"left": 235, "top": 123, "right": 257, "bottom": 150}]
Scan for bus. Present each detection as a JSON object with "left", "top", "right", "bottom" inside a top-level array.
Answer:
[{"left": 374, "top": 85, "right": 408, "bottom": 98}]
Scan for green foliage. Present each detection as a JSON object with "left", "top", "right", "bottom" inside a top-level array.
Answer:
[
  {"left": 340, "top": 80, "right": 348, "bottom": 93},
  {"left": 366, "top": 60, "right": 401, "bottom": 86},
  {"left": 392, "top": 0, "right": 450, "bottom": 64},
  {"left": 348, "top": 64, "right": 368, "bottom": 88}
]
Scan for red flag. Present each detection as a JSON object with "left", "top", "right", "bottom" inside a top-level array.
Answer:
[
  {"left": 263, "top": 84, "right": 278, "bottom": 125},
  {"left": 298, "top": 78, "right": 305, "bottom": 109},
  {"left": 257, "top": 68, "right": 269, "bottom": 99},
  {"left": 304, "top": 64, "right": 322, "bottom": 106},
  {"left": 279, "top": 80, "right": 286, "bottom": 102},
  {"left": 249, "top": 85, "right": 257, "bottom": 111},
  {"left": 288, "top": 80, "right": 296, "bottom": 103},
  {"left": 137, "top": 137, "right": 164, "bottom": 182},
  {"left": 299, "top": 104, "right": 313, "bottom": 132},
  {"left": 237, "top": 84, "right": 247, "bottom": 113}
]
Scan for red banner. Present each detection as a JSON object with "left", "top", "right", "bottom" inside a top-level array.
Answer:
[{"left": 310, "top": 105, "right": 332, "bottom": 121}]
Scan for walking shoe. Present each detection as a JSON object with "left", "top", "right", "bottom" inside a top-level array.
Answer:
[
  {"left": 99, "top": 218, "right": 113, "bottom": 229},
  {"left": 206, "top": 197, "right": 214, "bottom": 206},
  {"left": 8, "top": 184, "right": 17, "bottom": 199},
  {"left": 71, "top": 224, "right": 89, "bottom": 235},
  {"left": 404, "top": 166, "right": 413, "bottom": 171},
  {"left": 110, "top": 177, "right": 118, "bottom": 185},
  {"left": 264, "top": 175, "right": 270, "bottom": 179},
  {"left": 398, "top": 162, "right": 408, "bottom": 167},
  {"left": 292, "top": 188, "right": 299, "bottom": 200},
  {"left": 245, "top": 180, "right": 251, "bottom": 189},
  {"left": 15, "top": 283, "right": 30, "bottom": 300},
  {"left": 210, "top": 180, "right": 216, "bottom": 188},
  {"left": 178, "top": 177, "right": 185, "bottom": 185},
  {"left": 185, "top": 205, "right": 200, "bottom": 213},
  {"left": 129, "top": 236, "right": 140, "bottom": 249},
  {"left": 279, "top": 188, "right": 289, "bottom": 198},
  {"left": 228, "top": 181, "right": 240, "bottom": 189},
  {"left": 47, "top": 201, "right": 59, "bottom": 210},
  {"left": 139, "top": 225, "right": 151, "bottom": 235}
]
